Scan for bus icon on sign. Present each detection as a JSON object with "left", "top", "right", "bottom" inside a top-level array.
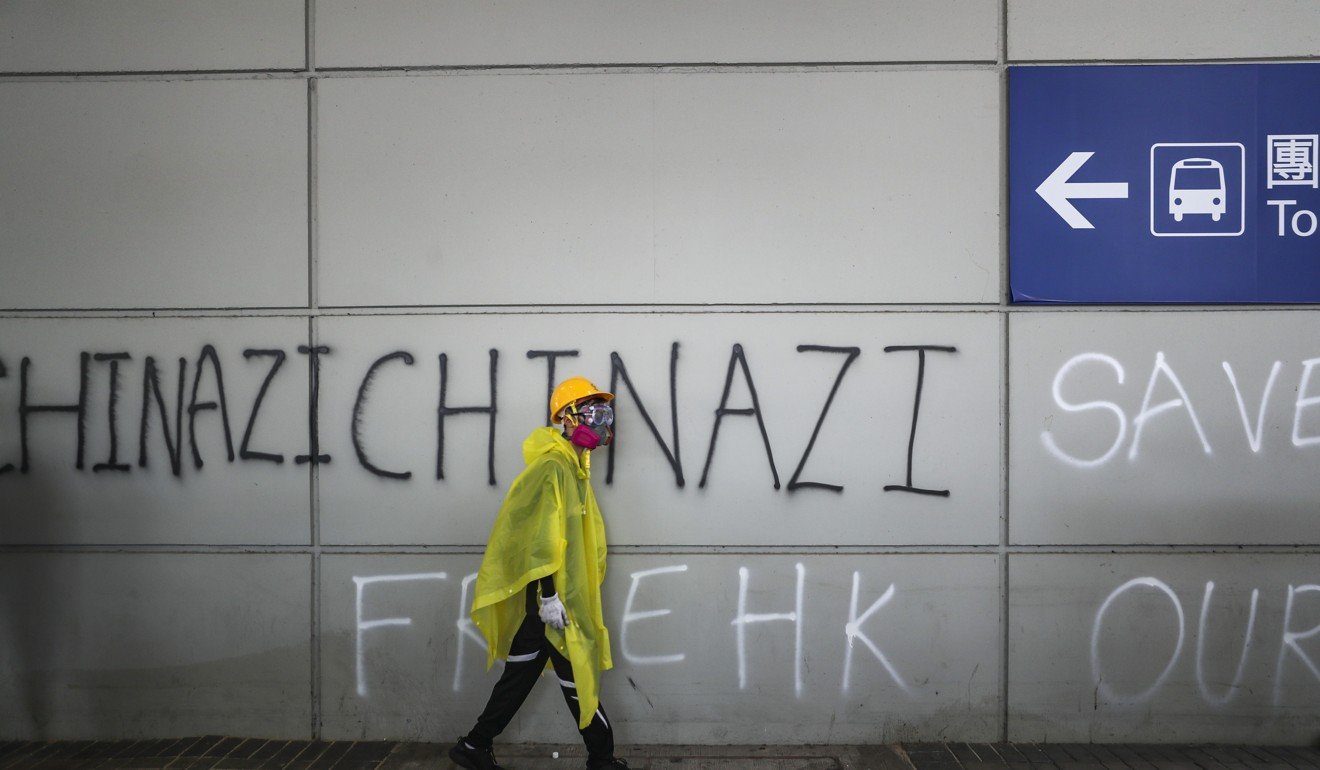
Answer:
[
  {"left": 1169, "top": 158, "right": 1225, "bottom": 222},
  {"left": 1149, "top": 142, "right": 1244, "bottom": 237}
]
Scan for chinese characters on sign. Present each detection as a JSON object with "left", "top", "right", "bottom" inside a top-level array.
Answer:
[
  {"left": 1267, "top": 135, "right": 1318, "bottom": 189},
  {"left": 1266, "top": 134, "right": 1319, "bottom": 239},
  {"left": 1010, "top": 63, "right": 1320, "bottom": 303}
]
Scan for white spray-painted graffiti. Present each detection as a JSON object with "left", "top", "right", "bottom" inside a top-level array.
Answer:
[
  {"left": 1196, "top": 581, "right": 1259, "bottom": 706},
  {"left": 353, "top": 571, "right": 448, "bottom": 697},
  {"left": 843, "top": 573, "right": 910, "bottom": 695},
  {"left": 353, "top": 564, "right": 914, "bottom": 701},
  {"left": 1042, "top": 352, "right": 1320, "bottom": 467},
  {"left": 1090, "top": 577, "right": 1186, "bottom": 704},
  {"left": 1090, "top": 577, "right": 1320, "bottom": 707},
  {"left": 620, "top": 565, "right": 688, "bottom": 666},
  {"left": 732, "top": 563, "right": 805, "bottom": 697}
]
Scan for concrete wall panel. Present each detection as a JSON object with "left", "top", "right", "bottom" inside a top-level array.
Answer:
[
  {"left": 317, "top": 72, "right": 1000, "bottom": 306},
  {"left": 0, "top": 553, "right": 311, "bottom": 740},
  {"left": 315, "top": 0, "right": 999, "bottom": 68},
  {"left": 314, "top": 312, "right": 1000, "bottom": 546},
  {"left": 1009, "top": 553, "right": 1320, "bottom": 743},
  {"left": 0, "top": 1, "right": 305, "bottom": 73},
  {"left": 1009, "top": 0, "right": 1320, "bottom": 61},
  {"left": 0, "top": 80, "right": 308, "bottom": 309},
  {"left": 3, "top": 0, "right": 1318, "bottom": 748},
  {"left": 322, "top": 553, "right": 1000, "bottom": 742},
  {"left": 1010, "top": 311, "right": 1320, "bottom": 545},
  {"left": 0, "top": 317, "right": 312, "bottom": 545}
]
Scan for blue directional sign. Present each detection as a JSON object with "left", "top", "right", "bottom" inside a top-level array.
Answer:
[{"left": 1010, "top": 63, "right": 1320, "bottom": 303}]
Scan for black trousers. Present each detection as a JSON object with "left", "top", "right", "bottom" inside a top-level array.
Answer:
[{"left": 465, "top": 585, "right": 614, "bottom": 762}]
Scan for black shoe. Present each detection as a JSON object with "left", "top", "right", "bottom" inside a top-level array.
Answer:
[
  {"left": 587, "top": 759, "right": 629, "bottom": 769},
  {"left": 449, "top": 740, "right": 506, "bottom": 770}
]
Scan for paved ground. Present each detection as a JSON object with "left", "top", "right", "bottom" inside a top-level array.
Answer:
[
  {"left": 903, "top": 743, "right": 1320, "bottom": 769},
  {"left": 0, "top": 741, "right": 908, "bottom": 770},
  {"left": 1, "top": 739, "right": 1318, "bottom": 770}
]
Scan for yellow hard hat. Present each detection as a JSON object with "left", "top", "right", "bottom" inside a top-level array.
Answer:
[{"left": 550, "top": 376, "right": 614, "bottom": 424}]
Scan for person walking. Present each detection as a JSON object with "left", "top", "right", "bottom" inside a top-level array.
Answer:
[{"left": 450, "top": 376, "right": 627, "bottom": 770}]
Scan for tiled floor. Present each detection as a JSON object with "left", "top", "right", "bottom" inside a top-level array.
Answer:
[
  {"left": 0, "top": 738, "right": 391, "bottom": 770},
  {"left": 902, "top": 743, "right": 1320, "bottom": 769},
  {"left": 2, "top": 740, "right": 1318, "bottom": 770},
  {"left": 0, "top": 740, "right": 905, "bottom": 770}
]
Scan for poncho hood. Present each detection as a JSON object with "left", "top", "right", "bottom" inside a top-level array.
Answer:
[
  {"left": 522, "top": 423, "right": 577, "bottom": 467},
  {"left": 471, "top": 426, "right": 612, "bottom": 729}
]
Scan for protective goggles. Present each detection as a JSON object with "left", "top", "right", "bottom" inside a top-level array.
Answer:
[{"left": 570, "top": 401, "right": 614, "bottom": 428}]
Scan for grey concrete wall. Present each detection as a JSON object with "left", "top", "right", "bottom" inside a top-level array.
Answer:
[{"left": 1, "top": 0, "right": 1318, "bottom": 746}]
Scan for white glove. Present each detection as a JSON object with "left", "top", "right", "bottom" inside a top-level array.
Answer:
[{"left": 538, "top": 593, "right": 568, "bottom": 630}]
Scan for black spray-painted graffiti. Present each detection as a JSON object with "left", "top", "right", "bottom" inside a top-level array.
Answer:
[{"left": 0, "top": 342, "right": 956, "bottom": 494}]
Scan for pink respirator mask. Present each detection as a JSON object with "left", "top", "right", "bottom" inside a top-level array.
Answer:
[{"left": 567, "top": 402, "right": 614, "bottom": 449}]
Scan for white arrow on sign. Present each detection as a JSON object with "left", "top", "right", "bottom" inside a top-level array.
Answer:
[{"left": 1036, "top": 151, "right": 1129, "bottom": 229}]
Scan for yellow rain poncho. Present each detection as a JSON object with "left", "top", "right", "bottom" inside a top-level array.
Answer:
[{"left": 471, "top": 426, "right": 612, "bottom": 729}]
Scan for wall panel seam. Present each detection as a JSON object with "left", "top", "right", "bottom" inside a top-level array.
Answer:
[
  {"left": 306, "top": 0, "right": 320, "bottom": 738},
  {"left": 309, "top": 315, "right": 323, "bottom": 740},
  {"left": 1009, "top": 56, "right": 1320, "bottom": 66},
  {"left": 997, "top": 0, "right": 1011, "bottom": 742},
  {"left": 8, "top": 57, "right": 1320, "bottom": 84},
  {"left": 0, "top": 62, "right": 1000, "bottom": 83},
  {"left": 3, "top": 58, "right": 1318, "bottom": 87},
  {"left": 5, "top": 304, "right": 1319, "bottom": 317},
  {"left": 3, "top": 544, "right": 1317, "bottom": 555}
]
